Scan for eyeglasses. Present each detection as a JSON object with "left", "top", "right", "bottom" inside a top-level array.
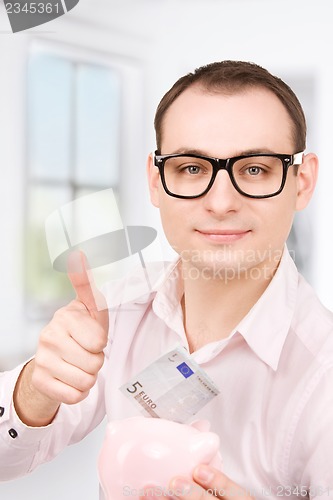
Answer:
[{"left": 154, "top": 151, "right": 304, "bottom": 199}]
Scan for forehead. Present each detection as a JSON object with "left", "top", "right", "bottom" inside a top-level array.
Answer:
[{"left": 160, "top": 86, "right": 294, "bottom": 156}]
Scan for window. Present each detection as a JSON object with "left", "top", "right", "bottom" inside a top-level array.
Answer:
[{"left": 26, "top": 49, "right": 121, "bottom": 318}]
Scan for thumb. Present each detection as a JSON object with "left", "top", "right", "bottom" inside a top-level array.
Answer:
[{"left": 67, "top": 251, "right": 108, "bottom": 329}]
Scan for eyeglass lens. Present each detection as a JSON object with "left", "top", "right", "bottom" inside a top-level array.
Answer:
[{"left": 162, "top": 156, "right": 285, "bottom": 197}]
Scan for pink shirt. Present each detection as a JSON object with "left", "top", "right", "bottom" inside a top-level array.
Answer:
[{"left": 1, "top": 248, "right": 333, "bottom": 498}]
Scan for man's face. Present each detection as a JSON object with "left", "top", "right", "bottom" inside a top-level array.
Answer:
[{"left": 148, "top": 86, "right": 315, "bottom": 277}]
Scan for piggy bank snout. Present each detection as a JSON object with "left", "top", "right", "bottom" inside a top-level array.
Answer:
[{"left": 99, "top": 417, "right": 222, "bottom": 500}]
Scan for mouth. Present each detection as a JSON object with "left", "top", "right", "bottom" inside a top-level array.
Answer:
[{"left": 195, "top": 229, "right": 251, "bottom": 243}]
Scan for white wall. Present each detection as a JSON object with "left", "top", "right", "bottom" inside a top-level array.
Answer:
[{"left": 1, "top": 0, "right": 333, "bottom": 498}]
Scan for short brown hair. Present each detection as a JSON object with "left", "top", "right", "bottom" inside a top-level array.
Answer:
[{"left": 154, "top": 60, "right": 306, "bottom": 153}]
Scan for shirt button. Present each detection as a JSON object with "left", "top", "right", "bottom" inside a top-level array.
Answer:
[
  {"left": 8, "top": 428, "right": 18, "bottom": 439},
  {"left": 0, "top": 407, "right": 4, "bottom": 417}
]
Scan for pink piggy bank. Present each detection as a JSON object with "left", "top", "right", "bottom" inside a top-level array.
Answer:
[{"left": 98, "top": 416, "right": 222, "bottom": 499}]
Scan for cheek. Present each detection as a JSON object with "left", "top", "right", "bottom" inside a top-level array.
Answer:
[
  {"left": 258, "top": 175, "right": 297, "bottom": 236},
  {"left": 158, "top": 198, "right": 192, "bottom": 249},
  {"left": 159, "top": 200, "right": 181, "bottom": 231},
  {"left": 260, "top": 198, "right": 295, "bottom": 245}
]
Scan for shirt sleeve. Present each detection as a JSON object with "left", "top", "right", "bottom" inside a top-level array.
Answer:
[
  {"left": 287, "top": 363, "right": 333, "bottom": 499},
  {"left": 0, "top": 277, "right": 130, "bottom": 482},
  {"left": 0, "top": 356, "right": 107, "bottom": 481}
]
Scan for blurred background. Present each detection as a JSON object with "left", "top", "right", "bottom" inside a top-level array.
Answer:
[{"left": 0, "top": 0, "right": 332, "bottom": 498}]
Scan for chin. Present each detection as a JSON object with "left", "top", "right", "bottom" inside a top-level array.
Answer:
[{"left": 181, "top": 254, "right": 248, "bottom": 278}]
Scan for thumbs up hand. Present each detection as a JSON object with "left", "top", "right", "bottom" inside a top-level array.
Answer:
[
  {"left": 67, "top": 250, "right": 109, "bottom": 334},
  {"left": 14, "top": 252, "right": 109, "bottom": 426}
]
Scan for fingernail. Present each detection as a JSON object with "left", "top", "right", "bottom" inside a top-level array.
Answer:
[
  {"left": 194, "top": 465, "right": 214, "bottom": 484},
  {"left": 141, "top": 489, "right": 159, "bottom": 499},
  {"left": 142, "top": 485, "right": 167, "bottom": 499},
  {"left": 170, "top": 477, "right": 192, "bottom": 496}
]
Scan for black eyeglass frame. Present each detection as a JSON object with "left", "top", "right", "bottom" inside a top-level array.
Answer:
[{"left": 154, "top": 150, "right": 304, "bottom": 199}]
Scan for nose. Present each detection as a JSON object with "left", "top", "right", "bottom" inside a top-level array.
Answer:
[{"left": 202, "top": 170, "right": 243, "bottom": 216}]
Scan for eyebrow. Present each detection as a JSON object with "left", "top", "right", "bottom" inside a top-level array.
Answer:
[{"left": 167, "top": 147, "right": 281, "bottom": 157}]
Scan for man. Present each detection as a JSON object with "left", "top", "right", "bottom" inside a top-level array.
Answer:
[{"left": 0, "top": 61, "right": 332, "bottom": 499}]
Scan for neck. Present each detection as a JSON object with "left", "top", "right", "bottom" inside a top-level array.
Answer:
[{"left": 180, "top": 253, "right": 281, "bottom": 353}]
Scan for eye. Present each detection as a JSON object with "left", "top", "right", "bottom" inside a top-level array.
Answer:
[
  {"left": 186, "top": 165, "right": 201, "bottom": 175},
  {"left": 246, "top": 165, "right": 262, "bottom": 176},
  {"left": 237, "top": 162, "right": 269, "bottom": 177},
  {"left": 166, "top": 156, "right": 211, "bottom": 176},
  {"left": 177, "top": 163, "right": 207, "bottom": 175}
]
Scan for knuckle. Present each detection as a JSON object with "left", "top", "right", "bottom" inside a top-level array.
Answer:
[
  {"left": 34, "top": 350, "right": 50, "bottom": 370},
  {"left": 92, "top": 339, "right": 106, "bottom": 354},
  {"left": 66, "top": 300, "right": 89, "bottom": 315},
  {"left": 31, "top": 356, "right": 93, "bottom": 405},
  {"left": 73, "top": 371, "right": 96, "bottom": 392},
  {"left": 92, "top": 326, "right": 108, "bottom": 352},
  {"left": 84, "top": 329, "right": 107, "bottom": 354},
  {"left": 80, "top": 352, "right": 104, "bottom": 376},
  {"left": 90, "top": 352, "right": 105, "bottom": 374},
  {"left": 39, "top": 324, "right": 66, "bottom": 351},
  {"left": 85, "top": 372, "right": 97, "bottom": 389},
  {"left": 62, "top": 388, "right": 89, "bottom": 406},
  {"left": 96, "top": 352, "right": 105, "bottom": 371},
  {"left": 43, "top": 379, "right": 89, "bottom": 406},
  {"left": 39, "top": 325, "right": 54, "bottom": 344},
  {"left": 53, "top": 306, "right": 70, "bottom": 321},
  {"left": 53, "top": 301, "right": 87, "bottom": 322}
]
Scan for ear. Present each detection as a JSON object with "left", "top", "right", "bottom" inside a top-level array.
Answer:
[
  {"left": 146, "top": 152, "right": 161, "bottom": 208},
  {"left": 295, "top": 152, "right": 319, "bottom": 211}
]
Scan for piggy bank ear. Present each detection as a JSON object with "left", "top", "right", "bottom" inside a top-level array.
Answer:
[
  {"left": 190, "top": 419, "right": 211, "bottom": 432},
  {"left": 106, "top": 422, "right": 117, "bottom": 436},
  {"left": 190, "top": 432, "right": 220, "bottom": 462}
]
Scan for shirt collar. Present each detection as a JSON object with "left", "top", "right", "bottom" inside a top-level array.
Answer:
[
  {"left": 151, "top": 260, "right": 186, "bottom": 337},
  {"left": 151, "top": 246, "right": 299, "bottom": 371},
  {"left": 234, "top": 246, "right": 299, "bottom": 371}
]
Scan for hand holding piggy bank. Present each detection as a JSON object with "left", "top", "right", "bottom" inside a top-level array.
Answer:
[{"left": 98, "top": 416, "right": 222, "bottom": 499}]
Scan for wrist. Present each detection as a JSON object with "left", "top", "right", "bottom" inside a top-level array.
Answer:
[{"left": 13, "top": 359, "right": 60, "bottom": 427}]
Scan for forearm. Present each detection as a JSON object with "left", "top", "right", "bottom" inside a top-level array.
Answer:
[
  {"left": 13, "top": 359, "right": 60, "bottom": 427},
  {"left": 0, "top": 357, "right": 106, "bottom": 482},
  {"left": 0, "top": 361, "right": 57, "bottom": 481}
]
